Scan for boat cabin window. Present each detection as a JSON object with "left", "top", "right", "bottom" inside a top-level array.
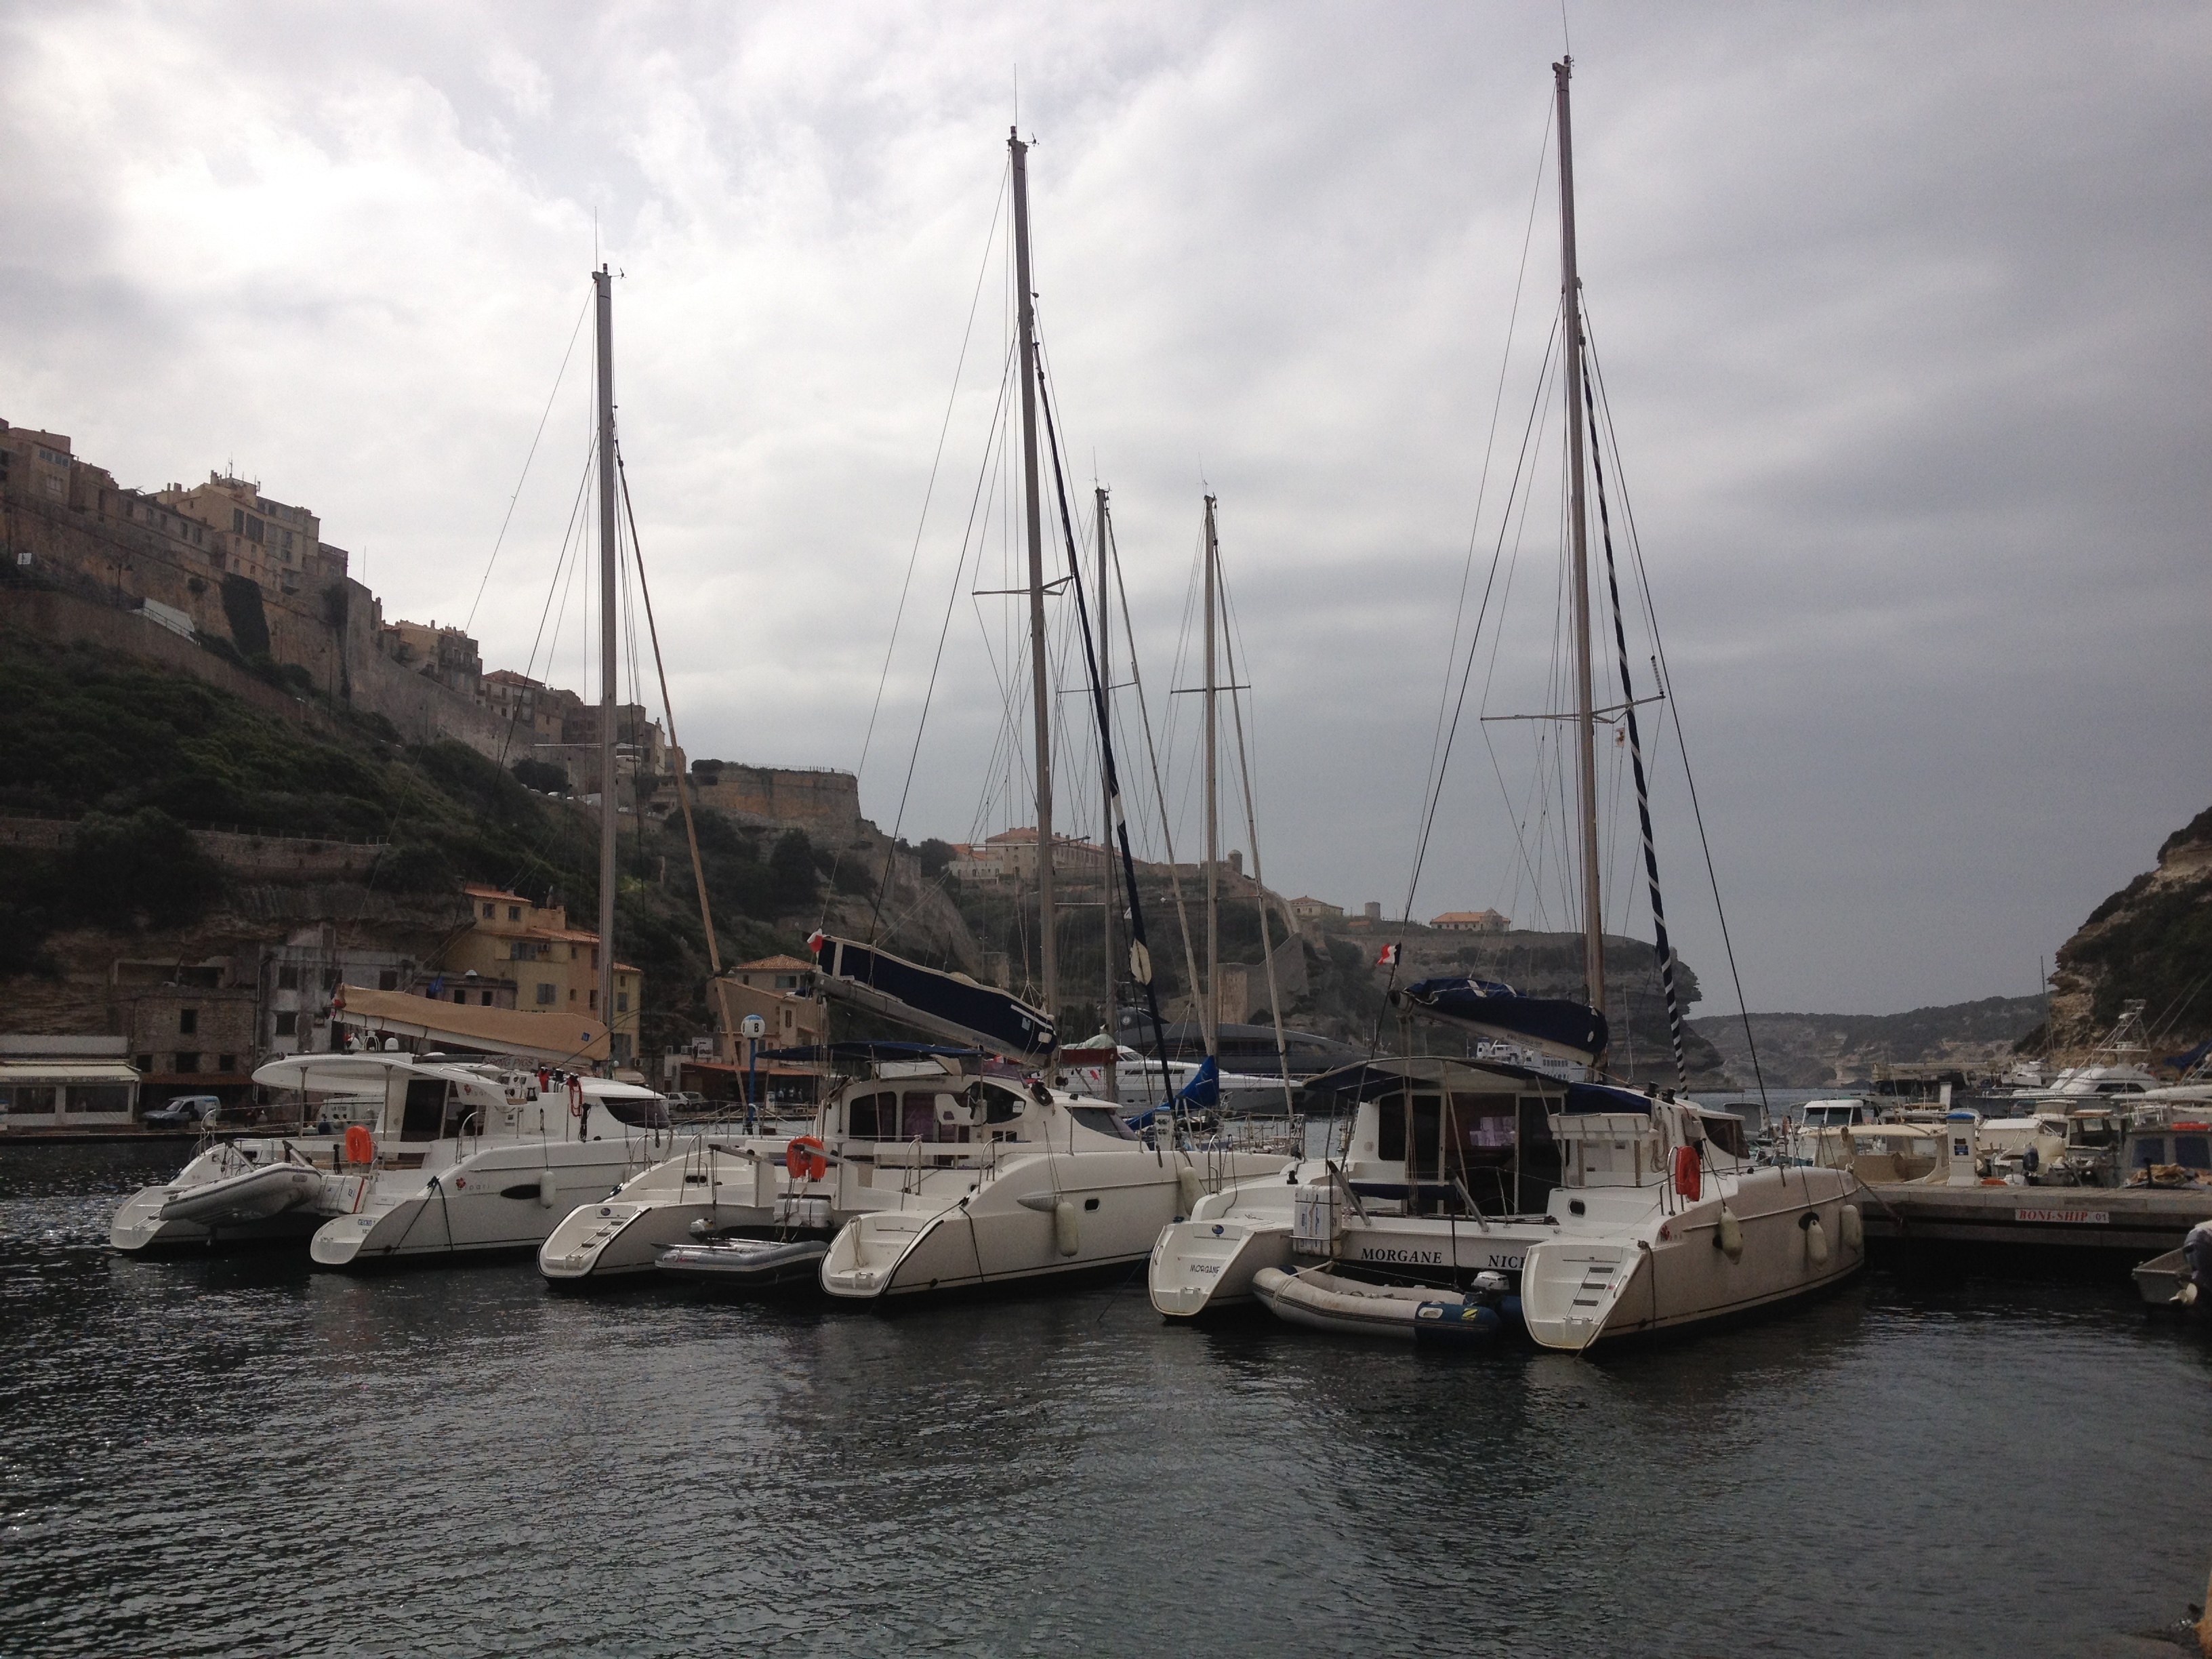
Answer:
[
  {"left": 600, "top": 1094, "right": 671, "bottom": 1129},
  {"left": 1069, "top": 1106, "right": 1138, "bottom": 1141},
  {"left": 2070, "top": 1116, "right": 2119, "bottom": 1148},
  {"left": 1702, "top": 1113, "right": 1748, "bottom": 1160},
  {"left": 1410, "top": 1094, "right": 1443, "bottom": 1179},
  {"left": 401, "top": 1078, "right": 447, "bottom": 1142},
  {"left": 981, "top": 1083, "right": 1024, "bottom": 1125},
  {"left": 2134, "top": 1136, "right": 2167, "bottom": 1169},
  {"left": 845, "top": 1090, "right": 896, "bottom": 1138},
  {"left": 1368, "top": 1086, "right": 1560, "bottom": 1215},
  {"left": 2176, "top": 1134, "right": 2211, "bottom": 1170}
]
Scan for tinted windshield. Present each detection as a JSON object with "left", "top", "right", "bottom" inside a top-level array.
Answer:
[{"left": 1069, "top": 1106, "right": 1139, "bottom": 1141}]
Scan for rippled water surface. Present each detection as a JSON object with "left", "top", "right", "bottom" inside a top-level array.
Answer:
[{"left": 3, "top": 1142, "right": 2208, "bottom": 1657}]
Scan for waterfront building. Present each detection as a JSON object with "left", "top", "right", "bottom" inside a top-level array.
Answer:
[{"left": 443, "top": 883, "right": 642, "bottom": 1063}]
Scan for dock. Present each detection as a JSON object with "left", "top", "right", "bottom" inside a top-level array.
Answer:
[{"left": 1861, "top": 1182, "right": 2212, "bottom": 1255}]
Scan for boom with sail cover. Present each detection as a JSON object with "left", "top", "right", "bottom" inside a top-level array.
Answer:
[
  {"left": 808, "top": 933, "right": 1056, "bottom": 1062},
  {"left": 1391, "top": 976, "right": 1610, "bottom": 1063}
]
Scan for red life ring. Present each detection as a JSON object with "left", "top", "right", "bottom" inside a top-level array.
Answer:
[
  {"left": 785, "top": 1136, "right": 827, "bottom": 1181},
  {"left": 343, "top": 1124, "right": 374, "bottom": 1166},
  {"left": 1672, "top": 1143, "right": 1702, "bottom": 1202}
]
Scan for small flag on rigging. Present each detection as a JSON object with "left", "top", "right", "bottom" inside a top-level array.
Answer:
[{"left": 1376, "top": 943, "right": 1400, "bottom": 966}]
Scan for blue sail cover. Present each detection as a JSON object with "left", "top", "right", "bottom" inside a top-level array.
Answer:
[
  {"left": 808, "top": 935, "right": 1057, "bottom": 1062},
  {"left": 1393, "top": 977, "right": 1609, "bottom": 1062}
]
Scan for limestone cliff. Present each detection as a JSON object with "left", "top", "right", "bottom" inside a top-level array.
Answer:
[{"left": 2040, "top": 805, "right": 2212, "bottom": 1053}]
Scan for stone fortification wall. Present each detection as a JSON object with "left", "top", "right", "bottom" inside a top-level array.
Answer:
[
  {"left": 2, "top": 499, "right": 526, "bottom": 764},
  {"left": 689, "top": 764, "right": 860, "bottom": 839},
  {"left": 0, "top": 815, "right": 388, "bottom": 880}
]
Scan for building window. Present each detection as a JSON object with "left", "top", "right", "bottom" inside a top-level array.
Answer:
[
  {"left": 508, "top": 905, "right": 522, "bottom": 922},
  {"left": 480, "top": 991, "right": 494, "bottom": 1006},
  {"left": 278, "top": 964, "right": 300, "bottom": 990},
  {"left": 379, "top": 970, "right": 399, "bottom": 991},
  {"left": 232, "top": 508, "right": 244, "bottom": 533},
  {"left": 322, "top": 968, "right": 340, "bottom": 991},
  {"left": 590, "top": 990, "right": 598, "bottom": 1011},
  {"left": 176, "top": 1052, "right": 201, "bottom": 1071},
  {"left": 569, "top": 989, "right": 577, "bottom": 1002},
  {"left": 178, "top": 1008, "right": 198, "bottom": 1035},
  {"left": 616, "top": 991, "right": 629, "bottom": 1012},
  {"left": 536, "top": 983, "right": 555, "bottom": 1005},
  {"left": 218, "top": 1054, "right": 236, "bottom": 1072},
  {"left": 452, "top": 989, "right": 466, "bottom": 1004},
  {"left": 483, "top": 903, "right": 495, "bottom": 918},
  {"left": 134, "top": 1054, "right": 153, "bottom": 1072},
  {"left": 511, "top": 942, "right": 530, "bottom": 961},
  {"left": 274, "top": 1012, "right": 297, "bottom": 1037}
]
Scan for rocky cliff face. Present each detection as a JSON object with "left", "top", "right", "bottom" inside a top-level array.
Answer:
[
  {"left": 1688, "top": 996, "right": 2045, "bottom": 1089},
  {"left": 2042, "top": 805, "right": 2212, "bottom": 1052}
]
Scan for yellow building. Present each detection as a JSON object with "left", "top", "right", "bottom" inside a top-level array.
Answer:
[
  {"left": 443, "top": 883, "right": 642, "bottom": 1062},
  {"left": 710, "top": 955, "right": 827, "bottom": 1057}
]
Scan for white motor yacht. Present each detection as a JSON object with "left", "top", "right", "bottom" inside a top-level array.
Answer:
[{"left": 110, "top": 1052, "right": 680, "bottom": 1263}]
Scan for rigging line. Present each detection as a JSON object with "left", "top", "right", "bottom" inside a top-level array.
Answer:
[
  {"left": 1370, "top": 317, "right": 1562, "bottom": 1052},
  {"left": 1583, "top": 329, "right": 1765, "bottom": 1107},
  {"left": 853, "top": 163, "right": 1011, "bottom": 796},
  {"left": 496, "top": 440, "right": 599, "bottom": 769},
  {"left": 615, "top": 447, "right": 726, "bottom": 994},
  {"left": 1412, "top": 94, "right": 1557, "bottom": 896},
  {"left": 1218, "top": 575, "right": 1297, "bottom": 1115},
  {"left": 861, "top": 333, "right": 1023, "bottom": 942},
  {"left": 468, "top": 288, "right": 594, "bottom": 634},
  {"left": 1033, "top": 353, "right": 1179, "bottom": 1114}
]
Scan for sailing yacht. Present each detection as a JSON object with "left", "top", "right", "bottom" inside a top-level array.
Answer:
[
  {"left": 116, "top": 266, "right": 694, "bottom": 1269},
  {"left": 1153, "top": 60, "right": 1862, "bottom": 1347}
]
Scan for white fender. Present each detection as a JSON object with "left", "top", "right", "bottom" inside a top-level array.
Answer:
[
  {"left": 1176, "top": 1166, "right": 1201, "bottom": 1217},
  {"left": 1839, "top": 1203, "right": 1864, "bottom": 1253},
  {"left": 1804, "top": 1213, "right": 1830, "bottom": 1267},
  {"left": 1715, "top": 1206, "right": 1744, "bottom": 1263},
  {"left": 538, "top": 1169, "right": 558, "bottom": 1209},
  {"left": 1053, "top": 1199, "right": 1080, "bottom": 1257}
]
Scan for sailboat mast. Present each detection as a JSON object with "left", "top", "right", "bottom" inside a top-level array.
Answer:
[
  {"left": 1010, "top": 129, "right": 1057, "bottom": 1036},
  {"left": 1097, "top": 484, "right": 1118, "bottom": 1101},
  {"left": 592, "top": 265, "right": 620, "bottom": 1073},
  {"left": 1555, "top": 59, "right": 1606, "bottom": 1037},
  {"left": 1202, "top": 494, "right": 1221, "bottom": 1059}
]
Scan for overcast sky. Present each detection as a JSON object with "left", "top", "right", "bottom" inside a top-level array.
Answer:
[{"left": 5, "top": 1, "right": 2207, "bottom": 1017}]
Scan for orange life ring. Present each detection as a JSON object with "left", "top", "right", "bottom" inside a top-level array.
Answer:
[
  {"left": 785, "top": 1135, "right": 827, "bottom": 1181},
  {"left": 344, "top": 1124, "right": 374, "bottom": 1167},
  {"left": 1672, "top": 1143, "right": 1702, "bottom": 1202}
]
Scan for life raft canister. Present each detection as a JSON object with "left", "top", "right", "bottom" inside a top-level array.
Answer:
[
  {"left": 785, "top": 1136, "right": 827, "bottom": 1181},
  {"left": 344, "top": 1124, "right": 375, "bottom": 1167},
  {"left": 1672, "top": 1143, "right": 1702, "bottom": 1202}
]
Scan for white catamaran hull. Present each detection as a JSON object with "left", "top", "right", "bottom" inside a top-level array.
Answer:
[
  {"left": 821, "top": 1149, "right": 1293, "bottom": 1302},
  {"left": 1518, "top": 1168, "right": 1863, "bottom": 1351},
  {"left": 308, "top": 1141, "right": 659, "bottom": 1267}
]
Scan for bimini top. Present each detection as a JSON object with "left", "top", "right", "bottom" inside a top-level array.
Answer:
[{"left": 1300, "top": 1055, "right": 1656, "bottom": 1119}]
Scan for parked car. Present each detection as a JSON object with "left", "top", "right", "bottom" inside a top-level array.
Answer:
[{"left": 144, "top": 1095, "right": 221, "bottom": 1128}]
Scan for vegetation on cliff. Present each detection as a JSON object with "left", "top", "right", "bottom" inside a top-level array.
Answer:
[
  {"left": 0, "top": 629, "right": 832, "bottom": 1054},
  {"left": 2024, "top": 803, "right": 2212, "bottom": 1054}
]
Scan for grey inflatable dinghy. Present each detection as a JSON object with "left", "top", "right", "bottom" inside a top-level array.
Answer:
[{"left": 656, "top": 1235, "right": 828, "bottom": 1292}]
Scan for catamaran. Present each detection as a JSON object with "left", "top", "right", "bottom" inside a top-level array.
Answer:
[{"left": 1151, "top": 60, "right": 1862, "bottom": 1349}]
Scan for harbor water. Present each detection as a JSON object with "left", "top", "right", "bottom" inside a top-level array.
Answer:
[{"left": 3, "top": 1142, "right": 2207, "bottom": 1657}]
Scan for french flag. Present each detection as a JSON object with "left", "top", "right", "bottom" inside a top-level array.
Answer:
[{"left": 1376, "top": 943, "right": 1400, "bottom": 966}]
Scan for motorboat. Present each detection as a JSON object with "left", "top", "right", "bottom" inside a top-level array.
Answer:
[
  {"left": 2133, "top": 1220, "right": 2212, "bottom": 1311},
  {"left": 110, "top": 1050, "right": 680, "bottom": 1261},
  {"left": 1059, "top": 1036, "right": 1292, "bottom": 1112}
]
